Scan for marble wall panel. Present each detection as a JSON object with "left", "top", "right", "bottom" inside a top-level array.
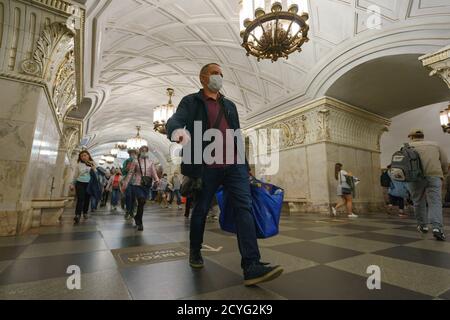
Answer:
[
  {"left": 0, "top": 159, "right": 27, "bottom": 210},
  {"left": 0, "top": 79, "right": 41, "bottom": 123},
  {"left": 262, "top": 147, "right": 309, "bottom": 201},
  {"left": 21, "top": 90, "right": 60, "bottom": 201},
  {"left": 306, "top": 143, "right": 330, "bottom": 203},
  {"left": 0, "top": 119, "right": 34, "bottom": 162}
]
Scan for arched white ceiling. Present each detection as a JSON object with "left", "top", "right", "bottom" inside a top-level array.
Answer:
[{"left": 82, "top": 0, "right": 450, "bottom": 162}]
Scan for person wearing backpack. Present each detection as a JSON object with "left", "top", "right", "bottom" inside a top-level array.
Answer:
[
  {"left": 386, "top": 165, "right": 409, "bottom": 217},
  {"left": 406, "top": 129, "right": 448, "bottom": 241},
  {"left": 331, "top": 163, "right": 358, "bottom": 218}
]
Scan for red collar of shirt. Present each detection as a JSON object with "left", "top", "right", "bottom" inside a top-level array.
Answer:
[{"left": 202, "top": 90, "right": 222, "bottom": 102}]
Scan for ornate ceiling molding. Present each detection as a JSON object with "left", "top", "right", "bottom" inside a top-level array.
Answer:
[
  {"left": 420, "top": 45, "right": 450, "bottom": 89},
  {"left": 247, "top": 97, "right": 390, "bottom": 153}
]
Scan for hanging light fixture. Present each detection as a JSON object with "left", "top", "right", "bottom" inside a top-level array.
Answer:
[
  {"left": 117, "top": 142, "right": 128, "bottom": 150},
  {"left": 126, "top": 126, "right": 148, "bottom": 150},
  {"left": 240, "top": 0, "right": 310, "bottom": 62},
  {"left": 154, "top": 88, "right": 176, "bottom": 135},
  {"left": 104, "top": 154, "right": 115, "bottom": 163},
  {"left": 110, "top": 144, "right": 119, "bottom": 157},
  {"left": 440, "top": 104, "right": 450, "bottom": 133}
]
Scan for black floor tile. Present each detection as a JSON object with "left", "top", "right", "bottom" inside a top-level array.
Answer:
[
  {"left": 149, "top": 225, "right": 189, "bottom": 233},
  {"left": 374, "top": 246, "right": 450, "bottom": 270},
  {"left": 373, "top": 220, "right": 415, "bottom": 226},
  {"left": 207, "top": 228, "right": 236, "bottom": 237},
  {"left": 270, "top": 241, "right": 362, "bottom": 263},
  {"left": 347, "top": 232, "right": 418, "bottom": 245},
  {"left": 32, "top": 231, "right": 103, "bottom": 244},
  {"left": 336, "top": 224, "right": 384, "bottom": 232},
  {"left": 0, "top": 246, "right": 28, "bottom": 262},
  {"left": 0, "top": 251, "right": 116, "bottom": 285},
  {"left": 104, "top": 235, "right": 176, "bottom": 250},
  {"left": 261, "top": 265, "right": 432, "bottom": 300},
  {"left": 120, "top": 259, "right": 242, "bottom": 299},
  {"left": 395, "top": 226, "right": 425, "bottom": 233},
  {"left": 280, "top": 229, "right": 337, "bottom": 240}
]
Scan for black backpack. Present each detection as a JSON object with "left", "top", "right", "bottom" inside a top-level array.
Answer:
[
  {"left": 380, "top": 170, "right": 391, "bottom": 188},
  {"left": 389, "top": 144, "right": 423, "bottom": 182}
]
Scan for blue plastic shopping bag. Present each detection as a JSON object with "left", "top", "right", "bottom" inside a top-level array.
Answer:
[{"left": 216, "top": 179, "right": 284, "bottom": 239}]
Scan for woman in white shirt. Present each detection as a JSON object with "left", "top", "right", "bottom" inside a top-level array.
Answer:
[
  {"left": 70, "top": 150, "right": 97, "bottom": 224},
  {"left": 331, "top": 163, "right": 358, "bottom": 218}
]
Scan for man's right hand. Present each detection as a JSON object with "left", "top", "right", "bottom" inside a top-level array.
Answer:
[
  {"left": 171, "top": 129, "right": 191, "bottom": 146},
  {"left": 70, "top": 184, "right": 75, "bottom": 192}
]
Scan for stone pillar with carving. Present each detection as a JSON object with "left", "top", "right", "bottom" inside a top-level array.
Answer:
[
  {"left": 247, "top": 97, "right": 390, "bottom": 215},
  {"left": 420, "top": 45, "right": 450, "bottom": 89},
  {"left": 0, "top": 0, "right": 85, "bottom": 236}
]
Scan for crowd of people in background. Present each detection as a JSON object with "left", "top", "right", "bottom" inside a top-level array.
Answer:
[{"left": 70, "top": 147, "right": 194, "bottom": 231}]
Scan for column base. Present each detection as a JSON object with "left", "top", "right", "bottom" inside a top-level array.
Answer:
[
  {"left": 0, "top": 207, "right": 33, "bottom": 237},
  {"left": 282, "top": 200, "right": 386, "bottom": 216}
]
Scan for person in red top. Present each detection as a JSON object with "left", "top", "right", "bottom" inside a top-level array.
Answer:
[{"left": 106, "top": 169, "right": 122, "bottom": 211}]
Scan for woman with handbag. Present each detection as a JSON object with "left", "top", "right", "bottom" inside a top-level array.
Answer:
[
  {"left": 122, "top": 145, "right": 159, "bottom": 231},
  {"left": 331, "top": 163, "right": 358, "bottom": 218}
]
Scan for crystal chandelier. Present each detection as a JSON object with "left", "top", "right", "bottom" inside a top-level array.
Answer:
[
  {"left": 440, "top": 104, "right": 450, "bottom": 133},
  {"left": 104, "top": 155, "right": 115, "bottom": 164},
  {"left": 126, "top": 126, "right": 148, "bottom": 151},
  {"left": 117, "top": 142, "right": 128, "bottom": 150},
  {"left": 153, "top": 88, "right": 176, "bottom": 135},
  {"left": 239, "top": 0, "right": 309, "bottom": 62},
  {"left": 110, "top": 144, "right": 119, "bottom": 157}
]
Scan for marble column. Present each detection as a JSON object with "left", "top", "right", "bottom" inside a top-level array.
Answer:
[
  {"left": 420, "top": 45, "right": 450, "bottom": 89},
  {"left": 247, "top": 97, "right": 390, "bottom": 215},
  {"left": 53, "top": 143, "right": 68, "bottom": 198}
]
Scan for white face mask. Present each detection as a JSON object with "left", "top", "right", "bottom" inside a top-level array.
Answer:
[
  {"left": 208, "top": 74, "right": 223, "bottom": 92},
  {"left": 131, "top": 154, "right": 137, "bottom": 160},
  {"left": 140, "top": 152, "right": 148, "bottom": 158}
]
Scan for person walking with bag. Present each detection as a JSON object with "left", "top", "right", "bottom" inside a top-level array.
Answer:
[
  {"left": 106, "top": 169, "right": 123, "bottom": 211},
  {"left": 332, "top": 163, "right": 358, "bottom": 218},
  {"left": 169, "top": 172, "right": 183, "bottom": 210},
  {"left": 406, "top": 129, "right": 448, "bottom": 241},
  {"left": 70, "top": 150, "right": 97, "bottom": 224},
  {"left": 122, "top": 145, "right": 159, "bottom": 231},
  {"left": 166, "top": 63, "right": 283, "bottom": 286},
  {"left": 122, "top": 149, "right": 138, "bottom": 219}
]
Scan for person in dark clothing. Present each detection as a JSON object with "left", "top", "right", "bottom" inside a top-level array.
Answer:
[
  {"left": 184, "top": 196, "right": 193, "bottom": 218},
  {"left": 166, "top": 63, "right": 283, "bottom": 286}
]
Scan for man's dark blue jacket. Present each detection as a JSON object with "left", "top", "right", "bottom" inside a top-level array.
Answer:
[{"left": 166, "top": 90, "right": 245, "bottom": 178}]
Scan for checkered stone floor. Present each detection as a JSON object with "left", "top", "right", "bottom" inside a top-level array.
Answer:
[{"left": 1, "top": 204, "right": 449, "bottom": 300}]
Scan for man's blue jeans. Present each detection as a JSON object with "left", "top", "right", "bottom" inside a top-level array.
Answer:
[
  {"left": 125, "top": 186, "right": 136, "bottom": 214},
  {"left": 190, "top": 164, "right": 261, "bottom": 269},
  {"left": 408, "top": 176, "right": 444, "bottom": 231},
  {"left": 170, "top": 189, "right": 182, "bottom": 205},
  {"left": 111, "top": 189, "right": 120, "bottom": 206}
]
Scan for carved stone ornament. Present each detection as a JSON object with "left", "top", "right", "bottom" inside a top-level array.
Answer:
[
  {"left": 21, "top": 60, "right": 41, "bottom": 76},
  {"left": 21, "top": 22, "right": 75, "bottom": 80}
]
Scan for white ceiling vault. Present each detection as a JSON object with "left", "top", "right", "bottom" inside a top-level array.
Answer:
[{"left": 82, "top": 0, "right": 450, "bottom": 163}]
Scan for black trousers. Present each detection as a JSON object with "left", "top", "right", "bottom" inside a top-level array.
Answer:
[
  {"left": 75, "top": 182, "right": 91, "bottom": 216},
  {"left": 133, "top": 185, "right": 150, "bottom": 226},
  {"left": 101, "top": 190, "right": 109, "bottom": 207},
  {"left": 184, "top": 197, "right": 193, "bottom": 217},
  {"left": 389, "top": 195, "right": 405, "bottom": 210}
]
